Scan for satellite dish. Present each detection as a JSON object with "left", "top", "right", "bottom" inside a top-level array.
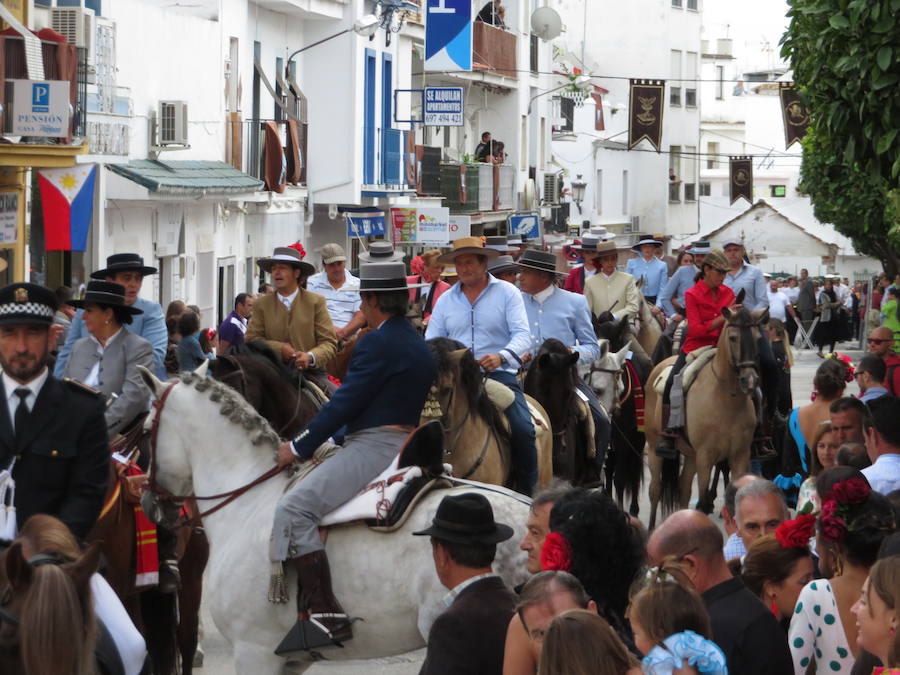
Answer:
[{"left": 530, "top": 7, "right": 563, "bottom": 42}]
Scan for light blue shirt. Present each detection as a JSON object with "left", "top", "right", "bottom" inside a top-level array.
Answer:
[
  {"left": 426, "top": 275, "right": 531, "bottom": 375},
  {"left": 658, "top": 265, "right": 697, "bottom": 316},
  {"left": 723, "top": 262, "right": 769, "bottom": 311},
  {"left": 55, "top": 296, "right": 168, "bottom": 379},
  {"left": 723, "top": 532, "right": 747, "bottom": 560},
  {"left": 859, "top": 386, "right": 889, "bottom": 403},
  {"left": 861, "top": 453, "right": 900, "bottom": 495},
  {"left": 625, "top": 256, "right": 668, "bottom": 299},
  {"left": 521, "top": 286, "right": 600, "bottom": 366},
  {"left": 306, "top": 270, "right": 361, "bottom": 328}
]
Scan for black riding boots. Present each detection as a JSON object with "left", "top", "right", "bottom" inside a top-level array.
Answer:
[
  {"left": 655, "top": 404, "right": 680, "bottom": 460},
  {"left": 275, "top": 550, "right": 353, "bottom": 654}
]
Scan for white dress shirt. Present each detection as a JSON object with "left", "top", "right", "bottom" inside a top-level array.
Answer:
[
  {"left": 441, "top": 573, "right": 499, "bottom": 609},
  {"left": 3, "top": 368, "right": 49, "bottom": 431},
  {"left": 84, "top": 328, "right": 124, "bottom": 388},
  {"left": 277, "top": 287, "right": 299, "bottom": 311}
]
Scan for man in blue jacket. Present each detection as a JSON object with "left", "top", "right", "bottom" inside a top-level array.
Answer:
[
  {"left": 271, "top": 262, "right": 436, "bottom": 653},
  {"left": 54, "top": 253, "right": 168, "bottom": 378}
]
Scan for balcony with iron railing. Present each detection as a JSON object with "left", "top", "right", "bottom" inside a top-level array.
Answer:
[
  {"left": 0, "top": 34, "right": 87, "bottom": 142},
  {"left": 227, "top": 118, "right": 308, "bottom": 190}
]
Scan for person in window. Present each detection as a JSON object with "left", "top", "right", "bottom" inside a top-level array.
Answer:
[{"left": 476, "top": 0, "right": 506, "bottom": 27}]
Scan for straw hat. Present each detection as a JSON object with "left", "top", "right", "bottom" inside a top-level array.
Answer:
[{"left": 437, "top": 237, "right": 499, "bottom": 264}]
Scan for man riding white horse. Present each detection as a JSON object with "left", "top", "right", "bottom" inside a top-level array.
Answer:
[
  {"left": 425, "top": 237, "right": 537, "bottom": 495},
  {"left": 271, "top": 262, "right": 436, "bottom": 653},
  {"left": 516, "top": 249, "right": 610, "bottom": 470}
]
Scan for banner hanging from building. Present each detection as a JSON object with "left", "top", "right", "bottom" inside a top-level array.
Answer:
[
  {"left": 779, "top": 82, "right": 810, "bottom": 149},
  {"left": 345, "top": 209, "right": 386, "bottom": 237},
  {"left": 391, "top": 207, "right": 418, "bottom": 244},
  {"left": 729, "top": 156, "right": 753, "bottom": 205},
  {"left": 591, "top": 90, "right": 605, "bottom": 132},
  {"left": 628, "top": 79, "right": 665, "bottom": 152},
  {"left": 38, "top": 164, "right": 97, "bottom": 251},
  {"left": 425, "top": 0, "right": 472, "bottom": 72}
]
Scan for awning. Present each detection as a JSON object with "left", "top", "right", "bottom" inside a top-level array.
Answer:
[{"left": 107, "top": 160, "right": 263, "bottom": 196}]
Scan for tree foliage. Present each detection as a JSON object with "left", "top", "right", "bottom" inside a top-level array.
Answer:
[{"left": 782, "top": 0, "right": 900, "bottom": 274}]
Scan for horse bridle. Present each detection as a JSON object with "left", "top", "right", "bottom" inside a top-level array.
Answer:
[
  {"left": 589, "top": 363, "right": 629, "bottom": 413},
  {"left": 435, "top": 379, "right": 498, "bottom": 480},
  {"left": 147, "top": 381, "right": 287, "bottom": 522}
]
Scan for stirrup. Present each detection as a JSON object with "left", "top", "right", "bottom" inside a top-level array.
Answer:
[
  {"left": 274, "top": 613, "right": 353, "bottom": 654},
  {"left": 655, "top": 435, "right": 678, "bottom": 460}
]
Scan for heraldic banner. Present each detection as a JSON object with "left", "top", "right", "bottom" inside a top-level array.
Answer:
[
  {"left": 779, "top": 82, "right": 810, "bottom": 149},
  {"left": 729, "top": 156, "right": 753, "bottom": 205},
  {"left": 628, "top": 79, "right": 665, "bottom": 152}
]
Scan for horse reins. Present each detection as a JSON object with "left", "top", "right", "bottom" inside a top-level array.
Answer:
[
  {"left": 147, "top": 381, "right": 287, "bottom": 521},
  {"left": 437, "top": 379, "right": 499, "bottom": 480}
]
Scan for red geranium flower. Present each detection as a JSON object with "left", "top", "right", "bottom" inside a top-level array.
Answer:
[
  {"left": 540, "top": 531, "right": 572, "bottom": 572},
  {"left": 288, "top": 241, "right": 306, "bottom": 259},
  {"left": 775, "top": 514, "right": 816, "bottom": 549},
  {"left": 818, "top": 499, "right": 848, "bottom": 542},
  {"left": 829, "top": 477, "right": 870, "bottom": 505}
]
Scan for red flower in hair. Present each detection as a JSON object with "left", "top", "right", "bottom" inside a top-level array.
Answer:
[
  {"left": 540, "top": 531, "right": 572, "bottom": 572},
  {"left": 288, "top": 241, "right": 306, "bottom": 259},
  {"left": 829, "top": 477, "right": 870, "bottom": 505},
  {"left": 775, "top": 514, "right": 816, "bottom": 549},
  {"left": 410, "top": 255, "right": 425, "bottom": 277},
  {"left": 818, "top": 499, "right": 848, "bottom": 543}
]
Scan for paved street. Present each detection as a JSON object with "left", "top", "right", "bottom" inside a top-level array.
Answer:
[{"left": 196, "top": 343, "right": 865, "bottom": 674}]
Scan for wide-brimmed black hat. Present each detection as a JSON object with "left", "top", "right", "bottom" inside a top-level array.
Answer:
[
  {"left": 631, "top": 237, "right": 663, "bottom": 252},
  {"left": 358, "top": 262, "right": 427, "bottom": 292},
  {"left": 70, "top": 281, "right": 144, "bottom": 315},
  {"left": 688, "top": 240, "right": 711, "bottom": 254},
  {"left": 91, "top": 253, "right": 157, "bottom": 280},
  {"left": 257, "top": 246, "right": 316, "bottom": 277},
  {"left": 358, "top": 240, "right": 405, "bottom": 263},
  {"left": 413, "top": 492, "right": 514, "bottom": 545},
  {"left": 487, "top": 255, "right": 519, "bottom": 276},
  {"left": 515, "top": 249, "right": 567, "bottom": 276},
  {"left": 573, "top": 236, "right": 602, "bottom": 252},
  {"left": 0, "top": 283, "right": 57, "bottom": 326}
]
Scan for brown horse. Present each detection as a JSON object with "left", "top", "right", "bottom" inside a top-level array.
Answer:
[
  {"left": 645, "top": 302, "right": 768, "bottom": 527},
  {"left": 425, "top": 338, "right": 553, "bottom": 489},
  {"left": 0, "top": 540, "right": 101, "bottom": 675}
]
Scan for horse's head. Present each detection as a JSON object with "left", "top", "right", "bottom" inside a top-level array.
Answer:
[
  {"left": 720, "top": 301, "right": 769, "bottom": 395},
  {"left": 593, "top": 314, "right": 631, "bottom": 351},
  {"left": 0, "top": 541, "right": 100, "bottom": 675},
  {"left": 427, "top": 338, "right": 481, "bottom": 415},
  {"left": 528, "top": 338, "right": 579, "bottom": 387},
  {"left": 588, "top": 341, "right": 630, "bottom": 413}
]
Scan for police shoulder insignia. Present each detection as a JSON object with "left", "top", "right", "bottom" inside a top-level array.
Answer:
[{"left": 63, "top": 378, "right": 103, "bottom": 396}]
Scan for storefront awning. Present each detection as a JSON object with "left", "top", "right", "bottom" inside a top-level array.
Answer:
[{"left": 107, "top": 160, "right": 263, "bottom": 196}]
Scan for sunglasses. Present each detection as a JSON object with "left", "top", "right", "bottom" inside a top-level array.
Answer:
[{"left": 867, "top": 338, "right": 892, "bottom": 344}]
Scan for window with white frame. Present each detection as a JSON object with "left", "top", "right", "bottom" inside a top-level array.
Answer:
[
  {"left": 685, "top": 52, "right": 697, "bottom": 106},
  {"left": 684, "top": 145, "right": 697, "bottom": 201},
  {"left": 699, "top": 182, "right": 711, "bottom": 196},
  {"left": 707, "top": 141, "right": 719, "bottom": 169},
  {"left": 670, "top": 50, "right": 682, "bottom": 106}
]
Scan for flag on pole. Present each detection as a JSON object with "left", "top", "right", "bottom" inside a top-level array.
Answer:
[
  {"left": 729, "top": 156, "right": 753, "bottom": 205},
  {"left": 37, "top": 164, "right": 97, "bottom": 251},
  {"left": 778, "top": 82, "right": 810, "bottom": 149},
  {"left": 628, "top": 79, "right": 665, "bottom": 152}
]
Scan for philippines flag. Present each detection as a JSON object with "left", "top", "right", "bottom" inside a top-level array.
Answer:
[{"left": 37, "top": 164, "right": 97, "bottom": 251}]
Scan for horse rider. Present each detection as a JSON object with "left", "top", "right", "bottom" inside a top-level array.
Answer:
[
  {"left": 583, "top": 240, "right": 640, "bottom": 323},
  {"left": 272, "top": 262, "right": 436, "bottom": 652},
  {"left": 656, "top": 250, "right": 736, "bottom": 458},
  {"left": 625, "top": 237, "right": 668, "bottom": 310},
  {"left": 720, "top": 238, "right": 778, "bottom": 459},
  {"left": 425, "top": 237, "right": 537, "bottom": 495},
  {"left": 488, "top": 255, "right": 520, "bottom": 285},
  {"left": 658, "top": 240, "right": 710, "bottom": 324},
  {"left": 55, "top": 253, "right": 168, "bottom": 379},
  {"left": 306, "top": 243, "right": 366, "bottom": 342},
  {"left": 563, "top": 235, "right": 602, "bottom": 295},
  {"left": 516, "top": 249, "right": 611, "bottom": 470},
  {"left": 0, "top": 283, "right": 109, "bottom": 541},
  {"left": 246, "top": 246, "right": 338, "bottom": 390}
]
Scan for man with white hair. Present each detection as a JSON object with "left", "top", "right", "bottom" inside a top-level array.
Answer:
[{"left": 734, "top": 479, "right": 789, "bottom": 555}]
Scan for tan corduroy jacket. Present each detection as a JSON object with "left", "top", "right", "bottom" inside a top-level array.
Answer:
[{"left": 245, "top": 288, "right": 338, "bottom": 366}]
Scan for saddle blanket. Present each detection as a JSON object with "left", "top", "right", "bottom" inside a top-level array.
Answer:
[{"left": 652, "top": 345, "right": 717, "bottom": 396}]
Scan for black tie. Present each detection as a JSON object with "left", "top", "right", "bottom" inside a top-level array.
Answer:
[{"left": 14, "top": 388, "right": 30, "bottom": 443}]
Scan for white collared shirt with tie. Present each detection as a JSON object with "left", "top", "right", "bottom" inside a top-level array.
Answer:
[
  {"left": 277, "top": 288, "right": 299, "bottom": 312},
  {"left": 3, "top": 368, "right": 49, "bottom": 432}
]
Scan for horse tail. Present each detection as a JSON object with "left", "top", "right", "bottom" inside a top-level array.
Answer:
[
  {"left": 21, "top": 565, "right": 94, "bottom": 675},
  {"left": 142, "top": 588, "right": 180, "bottom": 674},
  {"left": 660, "top": 454, "right": 681, "bottom": 514}
]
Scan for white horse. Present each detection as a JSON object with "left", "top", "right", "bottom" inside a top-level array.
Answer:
[{"left": 137, "top": 369, "right": 531, "bottom": 674}]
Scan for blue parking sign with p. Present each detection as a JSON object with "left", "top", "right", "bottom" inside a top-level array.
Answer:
[{"left": 32, "top": 83, "right": 50, "bottom": 112}]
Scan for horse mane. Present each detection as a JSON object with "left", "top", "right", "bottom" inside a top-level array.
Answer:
[
  {"left": 177, "top": 371, "right": 281, "bottom": 447},
  {"left": 234, "top": 340, "right": 297, "bottom": 387},
  {"left": 524, "top": 338, "right": 577, "bottom": 424},
  {"left": 427, "top": 337, "right": 506, "bottom": 433},
  {"left": 21, "top": 565, "right": 95, "bottom": 675}
]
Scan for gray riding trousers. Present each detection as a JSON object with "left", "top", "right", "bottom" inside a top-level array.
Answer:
[{"left": 270, "top": 426, "right": 408, "bottom": 561}]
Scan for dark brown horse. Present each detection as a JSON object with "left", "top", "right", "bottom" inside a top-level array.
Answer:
[{"left": 523, "top": 338, "right": 597, "bottom": 485}]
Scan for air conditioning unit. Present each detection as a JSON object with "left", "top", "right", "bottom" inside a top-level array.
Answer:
[
  {"left": 543, "top": 172, "right": 560, "bottom": 204},
  {"left": 625, "top": 215, "right": 640, "bottom": 233},
  {"left": 51, "top": 6, "right": 95, "bottom": 50},
  {"left": 157, "top": 101, "right": 189, "bottom": 146}
]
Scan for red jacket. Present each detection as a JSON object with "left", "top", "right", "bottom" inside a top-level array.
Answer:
[
  {"left": 563, "top": 266, "right": 587, "bottom": 294},
  {"left": 886, "top": 353, "right": 900, "bottom": 397},
  {"left": 683, "top": 280, "right": 735, "bottom": 353}
]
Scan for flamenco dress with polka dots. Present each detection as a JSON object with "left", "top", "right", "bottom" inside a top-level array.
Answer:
[{"left": 788, "top": 579, "right": 853, "bottom": 673}]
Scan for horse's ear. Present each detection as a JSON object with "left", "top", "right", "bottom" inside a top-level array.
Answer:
[
  {"left": 538, "top": 353, "right": 551, "bottom": 369},
  {"left": 5, "top": 541, "right": 32, "bottom": 590},
  {"left": 193, "top": 360, "right": 209, "bottom": 377},
  {"left": 722, "top": 306, "right": 732, "bottom": 319},
  {"left": 567, "top": 352, "right": 580, "bottom": 367},
  {"left": 138, "top": 365, "right": 168, "bottom": 399},
  {"left": 449, "top": 348, "right": 468, "bottom": 364},
  {"left": 636, "top": 276, "right": 644, "bottom": 290},
  {"left": 735, "top": 288, "right": 746, "bottom": 304},
  {"left": 597, "top": 339, "right": 610, "bottom": 361},
  {"left": 614, "top": 342, "right": 630, "bottom": 366},
  {"left": 752, "top": 307, "right": 770, "bottom": 325},
  {"left": 68, "top": 542, "right": 102, "bottom": 592}
]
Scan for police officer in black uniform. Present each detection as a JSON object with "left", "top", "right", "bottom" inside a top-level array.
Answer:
[{"left": 0, "top": 283, "right": 109, "bottom": 540}]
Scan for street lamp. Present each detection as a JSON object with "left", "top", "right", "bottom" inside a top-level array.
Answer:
[
  {"left": 571, "top": 174, "right": 587, "bottom": 213},
  {"left": 284, "top": 14, "right": 380, "bottom": 77}
]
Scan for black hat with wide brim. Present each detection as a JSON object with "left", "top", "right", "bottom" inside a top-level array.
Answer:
[
  {"left": 91, "top": 253, "right": 157, "bottom": 279},
  {"left": 70, "top": 281, "right": 144, "bottom": 315},
  {"left": 515, "top": 249, "right": 568, "bottom": 276},
  {"left": 413, "top": 492, "right": 514, "bottom": 545},
  {"left": 257, "top": 246, "right": 316, "bottom": 277}
]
